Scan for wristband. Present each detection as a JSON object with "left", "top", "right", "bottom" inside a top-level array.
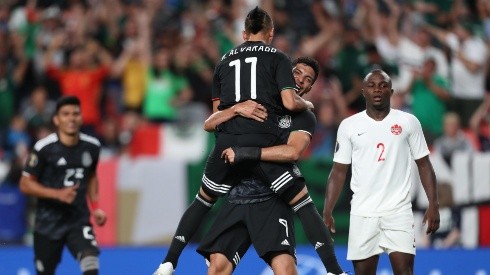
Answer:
[
  {"left": 233, "top": 147, "right": 261, "bottom": 163},
  {"left": 89, "top": 200, "right": 99, "bottom": 211}
]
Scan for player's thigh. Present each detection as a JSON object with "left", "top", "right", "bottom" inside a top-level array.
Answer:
[
  {"left": 202, "top": 134, "right": 240, "bottom": 197},
  {"left": 347, "top": 215, "right": 383, "bottom": 261},
  {"left": 33, "top": 232, "right": 65, "bottom": 273},
  {"left": 270, "top": 253, "right": 297, "bottom": 275},
  {"left": 65, "top": 225, "right": 100, "bottom": 260},
  {"left": 247, "top": 198, "right": 296, "bottom": 263},
  {"left": 197, "top": 203, "right": 250, "bottom": 269},
  {"left": 388, "top": 251, "right": 414, "bottom": 275},
  {"left": 380, "top": 209, "right": 416, "bottom": 256}
]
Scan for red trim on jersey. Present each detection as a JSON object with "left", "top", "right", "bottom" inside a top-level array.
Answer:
[{"left": 212, "top": 97, "right": 220, "bottom": 101}]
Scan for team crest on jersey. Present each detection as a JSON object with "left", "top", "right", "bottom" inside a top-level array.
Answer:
[
  {"left": 278, "top": 115, "right": 292, "bottom": 129},
  {"left": 391, "top": 124, "right": 402, "bottom": 135},
  {"left": 82, "top": 152, "right": 92, "bottom": 167},
  {"left": 292, "top": 164, "right": 302, "bottom": 177},
  {"left": 28, "top": 153, "right": 38, "bottom": 167}
]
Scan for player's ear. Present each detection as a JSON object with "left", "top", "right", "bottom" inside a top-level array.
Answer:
[
  {"left": 242, "top": 31, "right": 249, "bottom": 41},
  {"left": 52, "top": 114, "right": 59, "bottom": 127}
]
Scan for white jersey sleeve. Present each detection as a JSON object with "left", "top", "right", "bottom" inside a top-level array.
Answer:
[
  {"left": 407, "top": 114, "right": 430, "bottom": 160},
  {"left": 333, "top": 119, "right": 352, "bottom": 164}
]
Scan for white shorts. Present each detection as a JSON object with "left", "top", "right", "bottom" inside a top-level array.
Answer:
[{"left": 347, "top": 209, "right": 415, "bottom": 260}]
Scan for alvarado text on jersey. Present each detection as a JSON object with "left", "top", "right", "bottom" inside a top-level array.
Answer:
[{"left": 221, "top": 45, "right": 277, "bottom": 61}]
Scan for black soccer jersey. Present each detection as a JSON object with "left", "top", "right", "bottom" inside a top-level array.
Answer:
[
  {"left": 228, "top": 109, "right": 317, "bottom": 204},
  {"left": 213, "top": 40, "right": 297, "bottom": 135},
  {"left": 23, "top": 132, "right": 101, "bottom": 239}
]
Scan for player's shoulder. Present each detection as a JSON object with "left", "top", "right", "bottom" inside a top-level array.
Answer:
[
  {"left": 391, "top": 109, "right": 420, "bottom": 124},
  {"left": 340, "top": 111, "right": 365, "bottom": 125},
  {"left": 79, "top": 133, "right": 101, "bottom": 148},
  {"left": 33, "top": 133, "right": 59, "bottom": 152}
]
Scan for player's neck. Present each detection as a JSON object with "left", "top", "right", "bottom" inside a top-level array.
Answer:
[
  {"left": 366, "top": 107, "right": 390, "bottom": 121},
  {"left": 246, "top": 34, "right": 269, "bottom": 44},
  {"left": 58, "top": 132, "right": 80, "bottom": 146}
]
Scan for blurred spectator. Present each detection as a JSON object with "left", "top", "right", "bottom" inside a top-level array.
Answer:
[
  {"left": 142, "top": 47, "right": 192, "bottom": 123},
  {"left": 433, "top": 112, "right": 475, "bottom": 166},
  {"left": 44, "top": 34, "right": 112, "bottom": 136},
  {"left": 99, "top": 117, "right": 122, "bottom": 158},
  {"left": 4, "top": 115, "right": 31, "bottom": 161},
  {"left": 469, "top": 95, "right": 490, "bottom": 152},
  {"left": 20, "top": 85, "right": 55, "bottom": 139},
  {"left": 420, "top": 183, "right": 461, "bottom": 249},
  {"left": 424, "top": 21, "right": 488, "bottom": 127},
  {"left": 111, "top": 6, "right": 151, "bottom": 112},
  {"left": 404, "top": 57, "right": 451, "bottom": 145}
]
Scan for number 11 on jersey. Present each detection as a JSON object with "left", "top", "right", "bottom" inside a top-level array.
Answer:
[{"left": 229, "top": 57, "right": 257, "bottom": 101}]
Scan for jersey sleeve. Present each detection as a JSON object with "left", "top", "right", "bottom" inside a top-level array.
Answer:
[
  {"left": 291, "top": 110, "right": 316, "bottom": 136},
  {"left": 333, "top": 120, "right": 352, "bottom": 164},
  {"left": 407, "top": 114, "right": 430, "bottom": 160},
  {"left": 23, "top": 149, "right": 46, "bottom": 178},
  {"left": 275, "top": 53, "right": 296, "bottom": 91},
  {"left": 211, "top": 65, "right": 222, "bottom": 101}
]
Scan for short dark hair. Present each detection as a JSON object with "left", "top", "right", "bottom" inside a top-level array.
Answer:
[
  {"left": 364, "top": 68, "right": 392, "bottom": 87},
  {"left": 244, "top": 6, "right": 273, "bottom": 35},
  {"left": 293, "top": 56, "right": 320, "bottom": 83},
  {"left": 55, "top": 96, "right": 81, "bottom": 113}
]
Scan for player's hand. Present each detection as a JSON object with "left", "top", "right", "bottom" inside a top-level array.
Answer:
[
  {"left": 323, "top": 212, "right": 336, "bottom": 234},
  {"left": 305, "top": 100, "right": 314, "bottom": 111},
  {"left": 423, "top": 203, "right": 440, "bottom": 235},
  {"left": 233, "top": 100, "right": 268, "bottom": 122},
  {"left": 221, "top": 147, "right": 236, "bottom": 164},
  {"left": 57, "top": 183, "right": 79, "bottom": 204},
  {"left": 93, "top": 209, "right": 107, "bottom": 226}
]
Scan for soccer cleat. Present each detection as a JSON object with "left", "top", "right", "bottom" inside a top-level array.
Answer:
[{"left": 153, "top": 262, "right": 174, "bottom": 275}]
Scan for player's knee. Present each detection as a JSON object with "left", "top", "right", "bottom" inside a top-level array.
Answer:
[
  {"left": 269, "top": 253, "right": 297, "bottom": 275},
  {"left": 199, "top": 187, "right": 218, "bottom": 202},
  {"left": 279, "top": 181, "right": 306, "bottom": 204},
  {"left": 208, "top": 253, "right": 232, "bottom": 274}
]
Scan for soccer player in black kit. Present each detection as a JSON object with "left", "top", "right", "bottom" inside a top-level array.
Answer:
[
  {"left": 20, "top": 96, "right": 107, "bottom": 275},
  {"left": 154, "top": 7, "right": 311, "bottom": 275},
  {"left": 199, "top": 57, "right": 346, "bottom": 275}
]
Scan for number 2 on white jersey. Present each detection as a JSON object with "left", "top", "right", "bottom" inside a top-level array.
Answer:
[
  {"left": 377, "top": 143, "right": 386, "bottom": 162},
  {"left": 229, "top": 57, "right": 257, "bottom": 101}
]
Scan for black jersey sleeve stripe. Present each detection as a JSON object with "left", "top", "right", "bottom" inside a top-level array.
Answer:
[
  {"left": 34, "top": 133, "right": 58, "bottom": 151},
  {"left": 80, "top": 133, "right": 101, "bottom": 147}
]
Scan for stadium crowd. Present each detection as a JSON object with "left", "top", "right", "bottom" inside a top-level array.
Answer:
[{"left": 0, "top": 0, "right": 490, "bottom": 247}]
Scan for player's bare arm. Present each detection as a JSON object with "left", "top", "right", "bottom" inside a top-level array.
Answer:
[
  {"left": 281, "top": 88, "right": 311, "bottom": 111},
  {"left": 87, "top": 173, "right": 107, "bottom": 226},
  {"left": 204, "top": 100, "right": 268, "bottom": 132},
  {"left": 221, "top": 131, "right": 311, "bottom": 164},
  {"left": 323, "top": 162, "right": 349, "bottom": 234},
  {"left": 415, "top": 156, "right": 440, "bottom": 235},
  {"left": 20, "top": 173, "right": 79, "bottom": 204}
]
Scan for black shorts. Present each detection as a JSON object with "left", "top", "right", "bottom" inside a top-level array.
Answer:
[
  {"left": 202, "top": 133, "right": 281, "bottom": 197},
  {"left": 197, "top": 197, "right": 296, "bottom": 269},
  {"left": 256, "top": 161, "right": 305, "bottom": 196},
  {"left": 33, "top": 225, "right": 99, "bottom": 274}
]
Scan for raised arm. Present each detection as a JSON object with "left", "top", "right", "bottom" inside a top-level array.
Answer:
[
  {"left": 323, "top": 162, "right": 350, "bottom": 233},
  {"left": 415, "top": 155, "right": 440, "bottom": 235}
]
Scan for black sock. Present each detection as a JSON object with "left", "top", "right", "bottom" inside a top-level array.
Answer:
[
  {"left": 292, "top": 195, "right": 343, "bottom": 274},
  {"left": 83, "top": 271, "right": 97, "bottom": 275},
  {"left": 163, "top": 193, "right": 215, "bottom": 267}
]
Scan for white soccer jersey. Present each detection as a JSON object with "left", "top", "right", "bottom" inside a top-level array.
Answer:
[{"left": 334, "top": 109, "right": 429, "bottom": 217}]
